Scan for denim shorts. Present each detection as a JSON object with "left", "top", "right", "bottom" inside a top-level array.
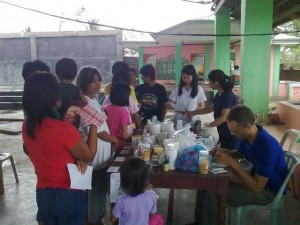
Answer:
[{"left": 36, "top": 188, "right": 86, "bottom": 225}]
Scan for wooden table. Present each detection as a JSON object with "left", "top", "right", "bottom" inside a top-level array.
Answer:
[
  {"left": 150, "top": 166, "right": 232, "bottom": 225},
  {"left": 107, "top": 144, "right": 233, "bottom": 225}
]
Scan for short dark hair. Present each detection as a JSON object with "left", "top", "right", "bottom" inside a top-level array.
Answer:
[
  {"left": 112, "top": 71, "right": 131, "bottom": 86},
  {"left": 129, "top": 66, "right": 136, "bottom": 74},
  {"left": 208, "top": 69, "right": 234, "bottom": 91},
  {"left": 227, "top": 105, "right": 255, "bottom": 127},
  {"left": 21, "top": 60, "right": 50, "bottom": 80},
  {"left": 112, "top": 61, "right": 130, "bottom": 75},
  {"left": 55, "top": 58, "right": 77, "bottom": 80},
  {"left": 120, "top": 157, "right": 149, "bottom": 196},
  {"left": 110, "top": 82, "right": 130, "bottom": 106},
  {"left": 140, "top": 64, "right": 155, "bottom": 81},
  {"left": 23, "top": 72, "right": 61, "bottom": 139},
  {"left": 76, "top": 66, "right": 102, "bottom": 95},
  {"left": 234, "top": 65, "right": 239, "bottom": 70}
]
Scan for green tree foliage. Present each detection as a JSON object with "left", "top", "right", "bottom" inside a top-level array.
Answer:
[{"left": 279, "top": 19, "right": 300, "bottom": 70}]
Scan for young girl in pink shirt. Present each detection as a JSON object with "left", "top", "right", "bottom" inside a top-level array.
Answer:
[{"left": 104, "top": 82, "right": 132, "bottom": 155}]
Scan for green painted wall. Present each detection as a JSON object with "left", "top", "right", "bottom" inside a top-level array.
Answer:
[
  {"left": 175, "top": 42, "right": 182, "bottom": 84},
  {"left": 205, "top": 45, "right": 211, "bottom": 79},
  {"left": 273, "top": 45, "right": 281, "bottom": 96},
  {"left": 240, "top": 0, "right": 273, "bottom": 115},
  {"left": 138, "top": 47, "right": 144, "bottom": 84},
  {"left": 214, "top": 6, "right": 231, "bottom": 75}
]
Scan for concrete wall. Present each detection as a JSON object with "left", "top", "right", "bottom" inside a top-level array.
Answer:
[{"left": 0, "top": 30, "right": 123, "bottom": 86}]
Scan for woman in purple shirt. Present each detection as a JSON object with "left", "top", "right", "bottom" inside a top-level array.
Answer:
[{"left": 111, "top": 157, "right": 164, "bottom": 225}]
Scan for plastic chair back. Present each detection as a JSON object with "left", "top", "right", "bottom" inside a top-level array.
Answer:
[{"left": 280, "top": 129, "right": 300, "bottom": 151}]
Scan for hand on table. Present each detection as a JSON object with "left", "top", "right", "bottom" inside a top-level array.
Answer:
[{"left": 214, "top": 151, "right": 237, "bottom": 167}]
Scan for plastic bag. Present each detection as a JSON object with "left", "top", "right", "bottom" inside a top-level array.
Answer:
[{"left": 175, "top": 144, "right": 206, "bottom": 173}]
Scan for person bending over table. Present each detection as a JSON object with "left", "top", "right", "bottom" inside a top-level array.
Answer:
[
  {"left": 186, "top": 69, "right": 240, "bottom": 150},
  {"left": 188, "top": 105, "right": 288, "bottom": 225}
]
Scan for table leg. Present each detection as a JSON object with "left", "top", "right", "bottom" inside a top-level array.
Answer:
[
  {"left": 217, "top": 192, "right": 227, "bottom": 225},
  {"left": 167, "top": 189, "right": 174, "bottom": 225},
  {"left": 217, "top": 179, "right": 229, "bottom": 225}
]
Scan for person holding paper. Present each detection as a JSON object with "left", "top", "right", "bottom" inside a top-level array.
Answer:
[
  {"left": 22, "top": 72, "right": 98, "bottom": 225},
  {"left": 77, "top": 66, "right": 118, "bottom": 225}
]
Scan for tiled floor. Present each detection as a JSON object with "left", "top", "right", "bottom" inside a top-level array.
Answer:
[{"left": 0, "top": 112, "right": 300, "bottom": 225}]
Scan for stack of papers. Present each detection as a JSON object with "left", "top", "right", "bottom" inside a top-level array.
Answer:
[{"left": 210, "top": 168, "right": 227, "bottom": 174}]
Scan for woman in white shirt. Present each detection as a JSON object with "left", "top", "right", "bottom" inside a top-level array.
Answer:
[{"left": 169, "top": 64, "right": 206, "bottom": 126}]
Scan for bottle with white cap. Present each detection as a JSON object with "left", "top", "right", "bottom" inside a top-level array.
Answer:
[{"left": 166, "top": 143, "right": 177, "bottom": 170}]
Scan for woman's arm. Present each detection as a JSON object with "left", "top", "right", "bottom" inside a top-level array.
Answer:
[
  {"left": 186, "top": 103, "right": 214, "bottom": 118},
  {"left": 97, "top": 131, "right": 118, "bottom": 144},
  {"left": 69, "top": 124, "right": 97, "bottom": 162},
  {"left": 120, "top": 124, "right": 131, "bottom": 141},
  {"left": 209, "top": 108, "right": 230, "bottom": 127},
  {"left": 110, "top": 215, "right": 118, "bottom": 223},
  {"left": 131, "top": 112, "right": 141, "bottom": 129}
]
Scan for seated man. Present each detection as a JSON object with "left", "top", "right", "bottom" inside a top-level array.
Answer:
[{"left": 189, "top": 105, "right": 288, "bottom": 225}]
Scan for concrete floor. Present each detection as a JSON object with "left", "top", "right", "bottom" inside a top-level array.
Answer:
[{"left": 1, "top": 112, "right": 300, "bottom": 225}]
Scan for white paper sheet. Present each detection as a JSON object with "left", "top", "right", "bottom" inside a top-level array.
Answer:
[
  {"left": 110, "top": 173, "right": 121, "bottom": 203},
  {"left": 107, "top": 166, "right": 120, "bottom": 173},
  {"left": 115, "top": 156, "right": 126, "bottom": 162},
  {"left": 211, "top": 163, "right": 228, "bottom": 168},
  {"left": 210, "top": 168, "right": 227, "bottom": 174},
  {"left": 120, "top": 150, "right": 130, "bottom": 155},
  {"left": 67, "top": 163, "right": 93, "bottom": 190}
]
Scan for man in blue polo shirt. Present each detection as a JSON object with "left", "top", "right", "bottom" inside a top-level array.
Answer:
[{"left": 188, "top": 105, "right": 288, "bottom": 225}]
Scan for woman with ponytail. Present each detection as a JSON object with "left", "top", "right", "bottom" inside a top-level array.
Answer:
[{"left": 186, "top": 69, "right": 240, "bottom": 150}]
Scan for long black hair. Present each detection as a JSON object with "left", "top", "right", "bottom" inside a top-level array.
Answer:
[
  {"left": 178, "top": 64, "right": 198, "bottom": 98},
  {"left": 22, "top": 72, "right": 61, "bottom": 139},
  {"left": 208, "top": 69, "right": 234, "bottom": 91},
  {"left": 120, "top": 157, "right": 149, "bottom": 196}
]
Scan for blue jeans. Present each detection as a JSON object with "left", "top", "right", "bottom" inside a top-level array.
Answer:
[
  {"left": 36, "top": 188, "right": 86, "bottom": 225},
  {"left": 88, "top": 167, "right": 108, "bottom": 223}
]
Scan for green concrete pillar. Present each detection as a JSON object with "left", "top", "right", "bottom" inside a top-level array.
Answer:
[
  {"left": 240, "top": 0, "right": 273, "bottom": 115},
  {"left": 273, "top": 45, "right": 281, "bottom": 97},
  {"left": 175, "top": 42, "right": 182, "bottom": 84},
  {"left": 138, "top": 47, "right": 144, "bottom": 85},
  {"left": 205, "top": 44, "right": 211, "bottom": 79},
  {"left": 214, "top": 6, "right": 231, "bottom": 75}
]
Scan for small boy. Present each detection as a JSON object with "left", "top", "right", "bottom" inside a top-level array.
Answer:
[{"left": 55, "top": 58, "right": 84, "bottom": 119}]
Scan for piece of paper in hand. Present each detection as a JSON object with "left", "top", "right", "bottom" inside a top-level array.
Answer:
[{"left": 67, "top": 163, "right": 93, "bottom": 190}]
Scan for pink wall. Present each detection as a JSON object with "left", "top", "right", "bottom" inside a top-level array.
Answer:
[
  {"left": 182, "top": 45, "right": 205, "bottom": 61},
  {"left": 144, "top": 46, "right": 175, "bottom": 60},
  {"left": 144, "top": 45, "right": 207, "bottom": 61}
]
